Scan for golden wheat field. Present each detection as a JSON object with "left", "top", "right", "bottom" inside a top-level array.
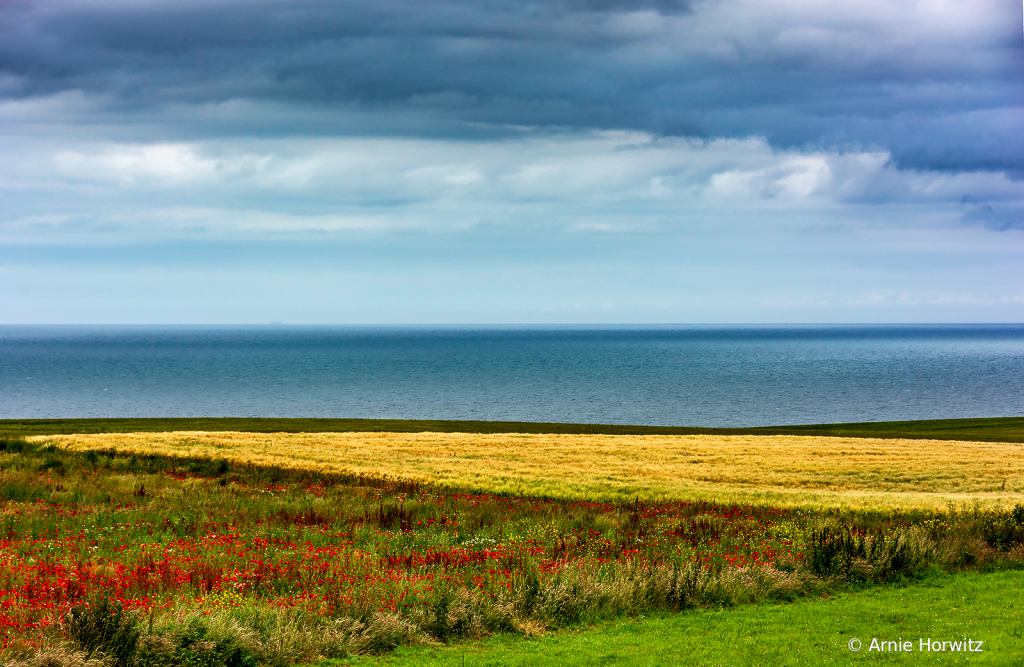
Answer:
[{"left": 36, "top": 431, "right": 1024, "bottom": 510}]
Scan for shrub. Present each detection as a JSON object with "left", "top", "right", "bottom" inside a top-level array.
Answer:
[
  {"left": 135, "top": 618, "right": 257, "bottom": 667},
  {"left": 38, "top": 456, "right": 65, "bottom": 473},
  {"left": 65, "top": 596, "right": 140, "bottom": 667},
  {"left": 807, "top": 526, "right": 857, "bottom": 577},
  {"left": 0, "top": 437, "right": 28, "bottom": 453},
  {"left": 979, "top": 506, "right": 1024, "bottom": 549},
  {"left": 806, "top": 523, "right": 929, "bottom": 582},
  {"left": 869, "top": 529, "right": 928, "bottom": 580},
  {"left": 422, "top": 587, "right": 468, "bottom": 643},
  {"left": 663, "top": 563, "right": 701, "bottom": 610},
  {"left": 513, "top": 562, "right": 543, "bottom": 617}
]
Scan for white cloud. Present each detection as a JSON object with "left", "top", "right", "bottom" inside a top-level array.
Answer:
[
  {"left": 2, "top": 130, "right": 1023, "bottom": 244},
  {"left": 710, "top": 155, "right": 832, "bottom": 200},
  {"left": 54, "top": 144, "right": 228, "bottom": 186}
]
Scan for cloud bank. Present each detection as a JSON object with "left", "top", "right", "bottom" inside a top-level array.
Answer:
[
  {"left": 1, "top": 0, "right": 1022, "bottom": 322},
  {"left": 4, "top": 0, "right": 1022, "bottom": 169}
]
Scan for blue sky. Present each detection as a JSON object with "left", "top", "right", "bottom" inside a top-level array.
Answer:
[{"left": 1, "top": 0, "right": 1022, "bottom": 323}]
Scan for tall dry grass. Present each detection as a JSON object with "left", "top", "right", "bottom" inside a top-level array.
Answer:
[{"left": 37, "top": 431, "right": 1024, "bottom": 510}]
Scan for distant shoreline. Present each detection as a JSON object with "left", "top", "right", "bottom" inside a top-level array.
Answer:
[{"left": 3, "top": 416, "right": 1024, "bottom": 442}]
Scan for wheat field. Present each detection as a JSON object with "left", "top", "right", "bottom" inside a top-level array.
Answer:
[{"left": 36, "top": 431, "right": 1024, "bottom": 510}]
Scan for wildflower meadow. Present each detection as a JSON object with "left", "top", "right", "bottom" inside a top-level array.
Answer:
[{"left": 1, "top": 436, "right": 1022, "bottom": 666}]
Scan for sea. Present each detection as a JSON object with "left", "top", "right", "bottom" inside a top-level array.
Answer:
[{"left": 0, "top": 324, "right": 1022, "bottom": 427}]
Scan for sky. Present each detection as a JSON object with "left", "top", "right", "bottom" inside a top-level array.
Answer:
[{"left": 1, "top": 0, "right": 1023, "bottom": 324}]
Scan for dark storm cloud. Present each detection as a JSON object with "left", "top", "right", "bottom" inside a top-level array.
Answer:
[{"left": 1, "top": 0, "right": 1022, "bottom": 172}]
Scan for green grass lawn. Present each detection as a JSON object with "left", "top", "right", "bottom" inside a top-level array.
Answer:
[
  {"left": 3, "top": 416, "right": 1024, "bottom": 442},
  {"left": 321, "top": 570, "right": 1024, "bottom": 666}
]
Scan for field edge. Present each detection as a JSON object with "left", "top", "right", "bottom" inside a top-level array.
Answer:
[{"left": 3, "top": 416, "right": 1024, "bottom": 442}]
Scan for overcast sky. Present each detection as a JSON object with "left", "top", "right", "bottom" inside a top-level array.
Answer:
[{"left": 1, "top": 0, "right": 1022, "bottom": 323}]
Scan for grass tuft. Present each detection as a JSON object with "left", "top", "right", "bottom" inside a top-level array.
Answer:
[{"left": 65, "top": 596, "right": 140, "bottom": 667}]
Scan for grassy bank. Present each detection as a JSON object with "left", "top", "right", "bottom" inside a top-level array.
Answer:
[
  {"left": 38, "top": 431, "right": 1024, "bottom": 510},
  {"left": 2, "top": 416, "right": 1024, "bottom": 443},
  {"left": 328, "top": 569, "right": 1024, "bottom": 666}
]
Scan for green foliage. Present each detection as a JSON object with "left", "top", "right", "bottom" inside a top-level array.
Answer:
[
  {"left": 979, "top": 504, "right": 1024, "bottom": 549},
  {"left": 37, "top": 455, "right": 65, "bottom": 473},
  {"left": 65, "top": 596, "right": 140, "bottom": 667},
  {"left": 808, "top": 527, "right": 857, "bottom": 577},
  {"left": 0, "top": 479, "right": 49, "bottom": 502},
  {"left": 806, "top": 525, "right": 926, "bottom": 582},
  {"left": 0, "top": 436, "right": 28, "bottom": 453},
  {"left": 422, "top": 588, "right": 466, "bottom": 644},
  {"left": 513, "top": 563, "right": 542, "bottom": 617},
  {"left": 136, "top": 618, "right": 258, "bottom": 667},
  {"left": 663, "top": 564, "right": 700, "bottom": 611},
  {"left": 3, "top": 416, "right": 1024, "bottom": 442}
]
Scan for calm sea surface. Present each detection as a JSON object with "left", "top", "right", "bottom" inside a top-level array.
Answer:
[{"left": 0, "top": 325, "right": 1021, "bottom": 427}]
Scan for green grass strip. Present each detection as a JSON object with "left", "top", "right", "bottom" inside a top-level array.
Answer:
[
  {"left": 327, "top": 570, "right": 1024, "bottom": 666},
  {"left": 2, "top": 416, "right": 1024, "bottom": 442}
]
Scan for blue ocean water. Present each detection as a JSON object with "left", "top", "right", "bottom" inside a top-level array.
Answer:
[{"left": 0, "top": 325, "right": 1021, "bottom": 427}]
